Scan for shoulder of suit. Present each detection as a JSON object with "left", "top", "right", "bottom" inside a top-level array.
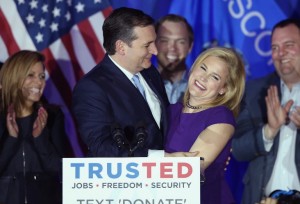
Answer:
[{"left": 246, "top": 72, "right": 278, "bottom": 87}]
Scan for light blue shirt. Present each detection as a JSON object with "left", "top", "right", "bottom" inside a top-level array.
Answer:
[{"left": 164, "top": 70, "right": 189, "bottom": 104}]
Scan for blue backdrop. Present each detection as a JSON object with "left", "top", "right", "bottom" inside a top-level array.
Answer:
[{"left": 109, "top": 0, "right": 300, "bottom": 203}]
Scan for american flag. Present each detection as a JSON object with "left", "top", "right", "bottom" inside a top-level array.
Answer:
[{"left": 0, "top": 0, "right": 112, "bottom": 157}]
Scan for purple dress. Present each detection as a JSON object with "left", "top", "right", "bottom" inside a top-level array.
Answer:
[{"left": 165, "top": 103, "right": 236, "bottom": 204}]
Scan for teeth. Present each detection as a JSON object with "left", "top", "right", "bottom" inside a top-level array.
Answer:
[
  {"left": 30, "top": 88, "right": 41, "bottom": 94},
  {"left": 281, "top": 59, "right": 290, "bottom": 63},
  {"left": 195, "top": 80, "right": 206, "bottom": 90},
  {"left": 167, "top": 54, "right": 178, "bottom": 62}
]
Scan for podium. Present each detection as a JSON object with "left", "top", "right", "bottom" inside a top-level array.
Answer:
[{"left": 63, "top": 157, "right": 201, "bottom": 203}]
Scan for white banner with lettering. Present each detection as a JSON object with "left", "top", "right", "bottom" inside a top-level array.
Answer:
[{"left": 63, "top": 157, "right": 200, "bottom": 204}]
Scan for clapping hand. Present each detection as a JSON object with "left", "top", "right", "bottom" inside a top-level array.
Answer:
[
  {"left": 6, "top": 104, "right": 18, "bottom": 138},
  {"left": 289, "top": 106, "right": 300, "bottom": 128},
  {"left": 32, "top": 106, "right": 48, "bottom": 137},
  {"left": 265, "top": 85, "right": 293, "bottom": 139}
]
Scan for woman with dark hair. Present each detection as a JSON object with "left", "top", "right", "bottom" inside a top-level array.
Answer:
[{"left": 0, "top": 50, "right": 67, "bottom": 204}]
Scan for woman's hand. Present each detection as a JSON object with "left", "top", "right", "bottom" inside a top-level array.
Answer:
[
  {"left": 32, "top": 106, "right": 48, "bottom": 137},
  {"left": 6, "top": 104, "right": 18, "bottom": 138},
  {"left": 165, "top": 151, "right": 199, "bottom": 157}
]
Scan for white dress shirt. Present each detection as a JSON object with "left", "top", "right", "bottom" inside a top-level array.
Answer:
[
  {"left": 264, "top": 81, "right": 300, "bottom": 196},
  {"left": 108, "top": 56, "right": 162, "bottom": 128}
]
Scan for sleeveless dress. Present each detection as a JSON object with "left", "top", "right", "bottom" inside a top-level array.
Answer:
[{"left": 165, "top": 103, "right": 236, "bottom": 204}]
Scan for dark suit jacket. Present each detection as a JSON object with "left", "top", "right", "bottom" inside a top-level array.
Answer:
[
  {"left": 232, "top": 72, "right": 300, "bottom": 204},
  {"left": 72, "top": 54, "right": 169, "bottom": 157}
]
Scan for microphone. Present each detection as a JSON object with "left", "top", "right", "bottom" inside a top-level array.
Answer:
[
  {"left": 134, "top": 121, "right": 147, "bottom": 149},
  {"left": 111, "top": 123, "right": 125, "bottom": 148}
]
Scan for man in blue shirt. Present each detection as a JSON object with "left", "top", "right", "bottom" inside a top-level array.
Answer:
[{"left": 155, "top": 14, "right": 194, "bottom": 104}]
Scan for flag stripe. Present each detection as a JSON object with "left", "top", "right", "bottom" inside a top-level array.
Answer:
[
  {"left": 77, "top": 19, "right": 105, "bottom": 64},
  {"left": 0, "top": 1, "right": 36, "bottom": 50},
  {"left": 0, "top": 36, "right": 9, "bottom": 61},
  {"left": 42, "top": 48, "right": 73, "bottom": 108},
  {"left": 102, "top": 6, "right": 113, "bottom": 18},
  {"left": 70, "top": 25, "right": 97, "bottom": 74},
  {"left": 0, "top": 9, "right": 20, "bottom": 55},
  {"left": 49, "top": 39, "right": 77, "bottom": 88},
  {"left": 61, "top": 34, "right": 85, "bottom": 81}
]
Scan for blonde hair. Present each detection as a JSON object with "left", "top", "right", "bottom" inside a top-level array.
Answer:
[
  {"left": 183, "top": 47, "right": 245, "bottom": 117},
  {"left": 0, "top": 50, "right": 45, "bottom": 115}
]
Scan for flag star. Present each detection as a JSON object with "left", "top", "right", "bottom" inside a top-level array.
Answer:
[
  {"left": 17, "top": 0, "right": 25, "bottom": 5},
  {"left": 42, "top": 4, "right": 48, "bottom": 13},
  {"left": 67, "top": 0, "right": 72, "bottom": 6},
  {"left": 29, "top": 0, "right": 38, "bottom": 9},
  {"left": 94, "top": 0, "right": 101, "bottom": 3},
  {"left": 26, "top": 13, "right": 35, "bottom": 24},
  {"left": 38, "top": 18, "right": 46, "bottom": 28},
  {"left": 65, "top": 12, "right": 71, "bottom": 21},
  {"left": 52, "top": 7, "right": 61, "bottom": 17},
  {"left": 56, "top": 0, "right": 63, "bottom": 2},
  {"left": 35, "top": 32, "right": 43, "bottom": 43},
  {"left": 50, "top": 22, "right": 59, "bottom": 32},
  {"left": 75, "top": 2, "right": 85, "bottom": 13}
]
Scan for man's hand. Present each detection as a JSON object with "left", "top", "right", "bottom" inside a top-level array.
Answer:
[{"left": 265, "top": 85, "right": 293, "bottom": 139}]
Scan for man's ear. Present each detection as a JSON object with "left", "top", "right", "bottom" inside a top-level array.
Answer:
[{"left": 115, "top": 40, "right": 126, "bottom": 55}]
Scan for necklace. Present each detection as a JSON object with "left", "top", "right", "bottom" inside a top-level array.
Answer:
[{"left": 185, "top": 100, "right": 203, "bottom": 109}]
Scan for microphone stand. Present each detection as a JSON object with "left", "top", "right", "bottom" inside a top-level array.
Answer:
[{"left": 111, "top": 122, "right": 147, "bottom": 157}]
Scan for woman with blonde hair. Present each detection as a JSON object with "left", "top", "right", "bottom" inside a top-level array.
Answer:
[
  {"left": 0, "top": 50, "right": 67, "bottom": 204},
  {"left": 165, "top": 47, "right": 245, "bottom": 204}
]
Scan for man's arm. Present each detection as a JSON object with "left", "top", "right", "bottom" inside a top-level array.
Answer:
[
  {"left": 232, "top": 93, "right": 268, "bottom": 161},
  {"left": 72, "top": 79, "right": 127, "bottom": 157}
]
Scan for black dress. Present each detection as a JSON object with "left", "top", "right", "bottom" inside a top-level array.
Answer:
[{"left": 0, "top": 105, "right": 68, "bottom": 204}]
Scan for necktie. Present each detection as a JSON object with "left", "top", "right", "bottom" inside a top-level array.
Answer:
[{"left": 132, "top": 74, "right": 146, "bottom": 99}]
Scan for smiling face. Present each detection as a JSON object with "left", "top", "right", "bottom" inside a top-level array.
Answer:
[
  {"left": 22, "top": 62, "right": 46, "bottom": 107},
  {"left": 156, "top": 21, "right": 192, "bottom": 71},
  {"left": 271, "top": 24, "right": 300, "bottom": 86},
  {"left": 123, "top": 25, "right": 158, "bottom": 74},
  {"left": 188, "top": 56, "right": 228, "bottom": 104}
]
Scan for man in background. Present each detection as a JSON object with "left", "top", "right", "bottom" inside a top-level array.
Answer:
[
  {"left": 232, "top": 18, "right": 300, "bottom": 204},
  {"left": 155, "top": 14, "right": 194, "bottom": 104}
]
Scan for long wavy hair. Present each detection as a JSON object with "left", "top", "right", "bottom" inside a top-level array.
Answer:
[{"left": 0, "top": 50, "right": 45, "bottom": 116}]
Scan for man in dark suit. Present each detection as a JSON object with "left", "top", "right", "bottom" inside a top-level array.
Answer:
[
  {"left": 72, "top": 7, "right": 169, "bottom": 157},
  {"left": 232, "top": 19, "right": 300, "bottom": 204}
]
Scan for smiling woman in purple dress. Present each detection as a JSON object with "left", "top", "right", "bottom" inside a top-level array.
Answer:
[{"left": 165, "top": 47, "right": 245, "bottom": 204}]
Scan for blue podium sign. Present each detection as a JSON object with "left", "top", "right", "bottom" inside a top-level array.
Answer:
[{"left": 63, "top": 157, "right": 200, "bottom": 203}]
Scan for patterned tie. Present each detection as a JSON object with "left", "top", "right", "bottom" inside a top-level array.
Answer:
[{"left": 132, "top": 74, "right": 146, "bottom": 99}]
